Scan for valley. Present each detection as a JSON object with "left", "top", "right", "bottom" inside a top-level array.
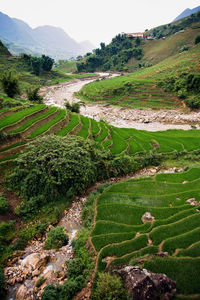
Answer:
[{"left": 0, "top": 6, "right": 200, "bottom": 300}]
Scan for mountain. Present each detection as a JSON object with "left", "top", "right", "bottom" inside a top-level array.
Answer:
[
  {"left": 0, "top": 35, "right": 40, "bottom": 56},
  {"left": 173, "top": 6, "right": 200, "bottom": 22},
  {"left": 0, "top": 12, "right": 37, "bottom": 48},
  {"left": 0, "top": 11, "right": 93, "bottom": 59},
  {"left": 79, "top": 40, "right": 95, "bottom": 53}
]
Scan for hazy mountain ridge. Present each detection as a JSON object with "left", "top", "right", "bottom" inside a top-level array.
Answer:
[
  {"left": 80, "top": 40, "right": 95, "bottom": 53},
  {"left": 173, "top": 6, "right": 200, "bottom": 22},
  {"left": 0, "top": 11, "right": 93, "bottom": 59}
]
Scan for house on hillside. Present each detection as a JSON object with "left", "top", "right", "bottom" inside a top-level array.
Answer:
[{"left": 126, "top": 32, "right": 144, "bottom": 38}]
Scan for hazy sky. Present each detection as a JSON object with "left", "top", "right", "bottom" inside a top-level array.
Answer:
[{"left": 0, "top": 0, "right": 200, "bottom": 47}]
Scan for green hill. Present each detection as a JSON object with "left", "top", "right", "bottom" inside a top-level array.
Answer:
[
  {"left": 0, "top": 40, "right": 11, "bottom": 56},
  {"left": 128, "top": 19, "right": 200, "bottom": 70},
  {"left": 79, "top": 43, "right": 200, "bottom": 110}
]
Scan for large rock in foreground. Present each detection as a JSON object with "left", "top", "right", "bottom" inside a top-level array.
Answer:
[{"left": 112, "top": 266, "right": 176, "bottom": 300}]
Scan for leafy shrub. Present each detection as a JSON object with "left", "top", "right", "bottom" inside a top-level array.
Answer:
[
  {"left": 92, "top": 272, "right": 129, "bottom": 300},
  {"left": 15, "top": 195, "right": 45, "bottom": 217},
  {"left": 195, "top": 35, "right": 200, "bottom": 44},
  {"left": 64, "top": 100, "right": 84, "bottom": 113},
  {"left": 185, "top": 96, "right": 200, "bottom": 109},
  {"left": 0, "top": 70, "right": 20, "bottom": 98},
  {"left": 177, "top": 89, "right": 187, "bottom": 99},
  {"left": 26, "top": 87, "right": 43, "bottom": 103},
  {"left": 0, "top": 193, "right": 8, "bottom": 214},
  {"left": 44, "top": 226, "right": 69, "bottom": 250},
  {"left": 42, "top": 277, "right": 85, "bottom": 300},
  {"left": 66, "top": 257, "right": 85, "bottom": 278}
]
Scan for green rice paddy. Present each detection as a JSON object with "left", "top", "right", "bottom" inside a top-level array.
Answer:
[{"left": 91, "top": 168, "right": 200, "bottom": 296}]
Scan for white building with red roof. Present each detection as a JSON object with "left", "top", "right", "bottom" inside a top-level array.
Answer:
[{"left": 126, "top": 32, "right": 144, "bottom": 38}]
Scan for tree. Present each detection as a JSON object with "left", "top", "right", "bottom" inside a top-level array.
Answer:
[
  {"left": 100, "top": 42, "right": 105, "bottom": 50},
  {"left": 0, "top": 70, "right": 20, "bottom": 98},
  {"left": 31, "top": 57, "right": 42, "bottom": 75},
  {"left": 41, "top": 55, "right": 54, "bottom": 72}
]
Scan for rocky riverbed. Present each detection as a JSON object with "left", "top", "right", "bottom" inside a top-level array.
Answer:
[
  {"left": 4, "top": 196, "right": 86, "bottom": 300},
  {"left": 41, "top": 73, "right": 200, "bottom": 132}
]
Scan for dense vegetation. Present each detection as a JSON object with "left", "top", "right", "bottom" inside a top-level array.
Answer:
[
  {"left": 77, "top": 34, "right": 143, "bottom": 72},
  {"left": 21, "top": 53, "right": 54, "bottom": 75},
  {"left": 157, "top": 72, "right": 200, "bottom": 108}
]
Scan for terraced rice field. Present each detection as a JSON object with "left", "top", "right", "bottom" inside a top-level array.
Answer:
[
  {"left": 92, "top": 168, "right": 200, "bottom": 296},
  {"left": 79, "top": 44, "right": 200, "bottom": 110},
  {"left": 3, "top": 103, "right": 200, "bottom": 163},
  {"left": 79, "top": 78, "right": 180, "bottom": 109}
]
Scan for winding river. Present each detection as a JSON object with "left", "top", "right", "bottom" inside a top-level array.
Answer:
[{"left": 40, "top": 72, "right": 200, "bottom": 131}]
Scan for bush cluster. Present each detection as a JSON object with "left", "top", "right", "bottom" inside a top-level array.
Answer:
[
  {"left": 44, "top": 226, "right": 69, "bottom": 250},
  {"left": 185, "top": 96, "right": 200, "bottom": 109},
  {"left": 157, "top": 73, "right": 200, "bottom": 108},
  {"left": 92, "top": 272, "right": 129, "bottom": 300},
  {"left": 64, "top": 100, "right": 84, "bottom": 113},
  {"left": 26, "top": 87, "right": 43, "bottom": 103}
]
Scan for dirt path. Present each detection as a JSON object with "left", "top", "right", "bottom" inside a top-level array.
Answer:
[{"left": 41, "top": 74, "right": 200, "bottom": 132}]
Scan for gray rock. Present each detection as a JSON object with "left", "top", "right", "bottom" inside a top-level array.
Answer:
[
  {"left": 141, "top": 212, "right": 155, "bottom": 223},
  {"left": 111, "top": 266, "right": 176, "bottom": 300}
]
